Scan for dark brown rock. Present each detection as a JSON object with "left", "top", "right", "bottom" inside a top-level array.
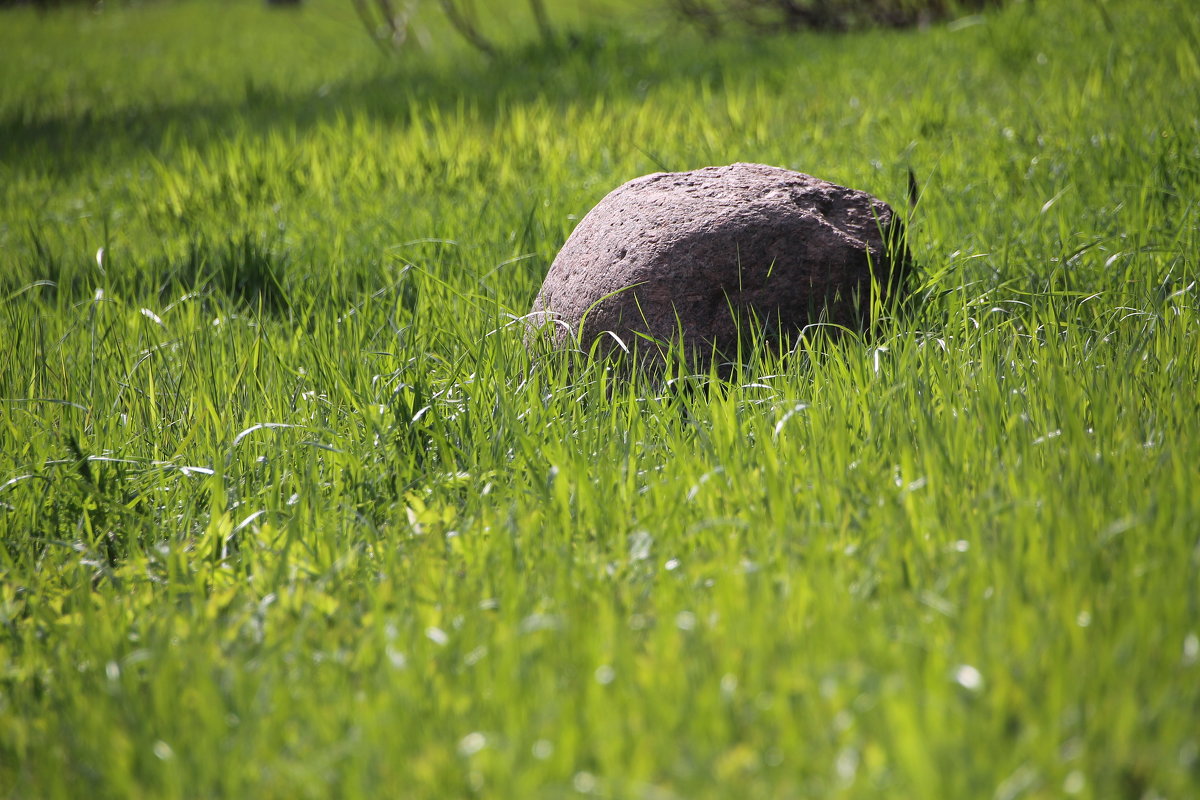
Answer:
[{"left": 529, "top": 162, "right": 909, "bottom": 364}]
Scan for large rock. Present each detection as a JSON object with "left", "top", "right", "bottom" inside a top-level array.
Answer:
[{"left": 529, "top": 162, "right": 909, "bottom": 363}]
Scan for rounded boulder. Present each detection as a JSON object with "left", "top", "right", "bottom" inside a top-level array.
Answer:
[{"left": 529, "top": 162, "right": 909, "bottom": 363}]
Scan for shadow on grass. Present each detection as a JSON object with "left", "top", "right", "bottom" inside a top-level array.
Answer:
[{"left": 0, "top": 27, "right": 770, "bottom": 177}]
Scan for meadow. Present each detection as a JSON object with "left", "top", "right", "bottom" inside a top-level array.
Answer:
[{"left": 1, "top": 0, "right": 1198, "bottom": 797}]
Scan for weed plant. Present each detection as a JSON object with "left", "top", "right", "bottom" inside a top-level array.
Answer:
[{"left": 1, "top": 0, "right": 1198, "bottom": 797}]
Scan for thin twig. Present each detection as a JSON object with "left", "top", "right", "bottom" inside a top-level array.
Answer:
[{"left": 438, "top": 0, "right": 499, "bottom": 58}]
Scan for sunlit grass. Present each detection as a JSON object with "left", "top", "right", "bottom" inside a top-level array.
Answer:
[{"left": 1, "top": 0, "right": 1198, "bottom": 797}]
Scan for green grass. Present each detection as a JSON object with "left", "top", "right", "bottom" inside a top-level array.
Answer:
[{"left": 2, "top": 0, "right": 1199, "bottom": 797}]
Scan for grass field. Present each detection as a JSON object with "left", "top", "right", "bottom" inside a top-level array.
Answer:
[{"left": 2, "top": 0, "right": 1199, "bottom": 797}]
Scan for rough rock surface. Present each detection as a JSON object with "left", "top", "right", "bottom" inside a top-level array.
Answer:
[{"left": 529, "top": 162, "right": 909, "bottom": 363}]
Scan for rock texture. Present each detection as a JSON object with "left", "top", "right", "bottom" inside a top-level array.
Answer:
[{"left": 529, "top": 162, "right": 909, "bottom": 363}]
